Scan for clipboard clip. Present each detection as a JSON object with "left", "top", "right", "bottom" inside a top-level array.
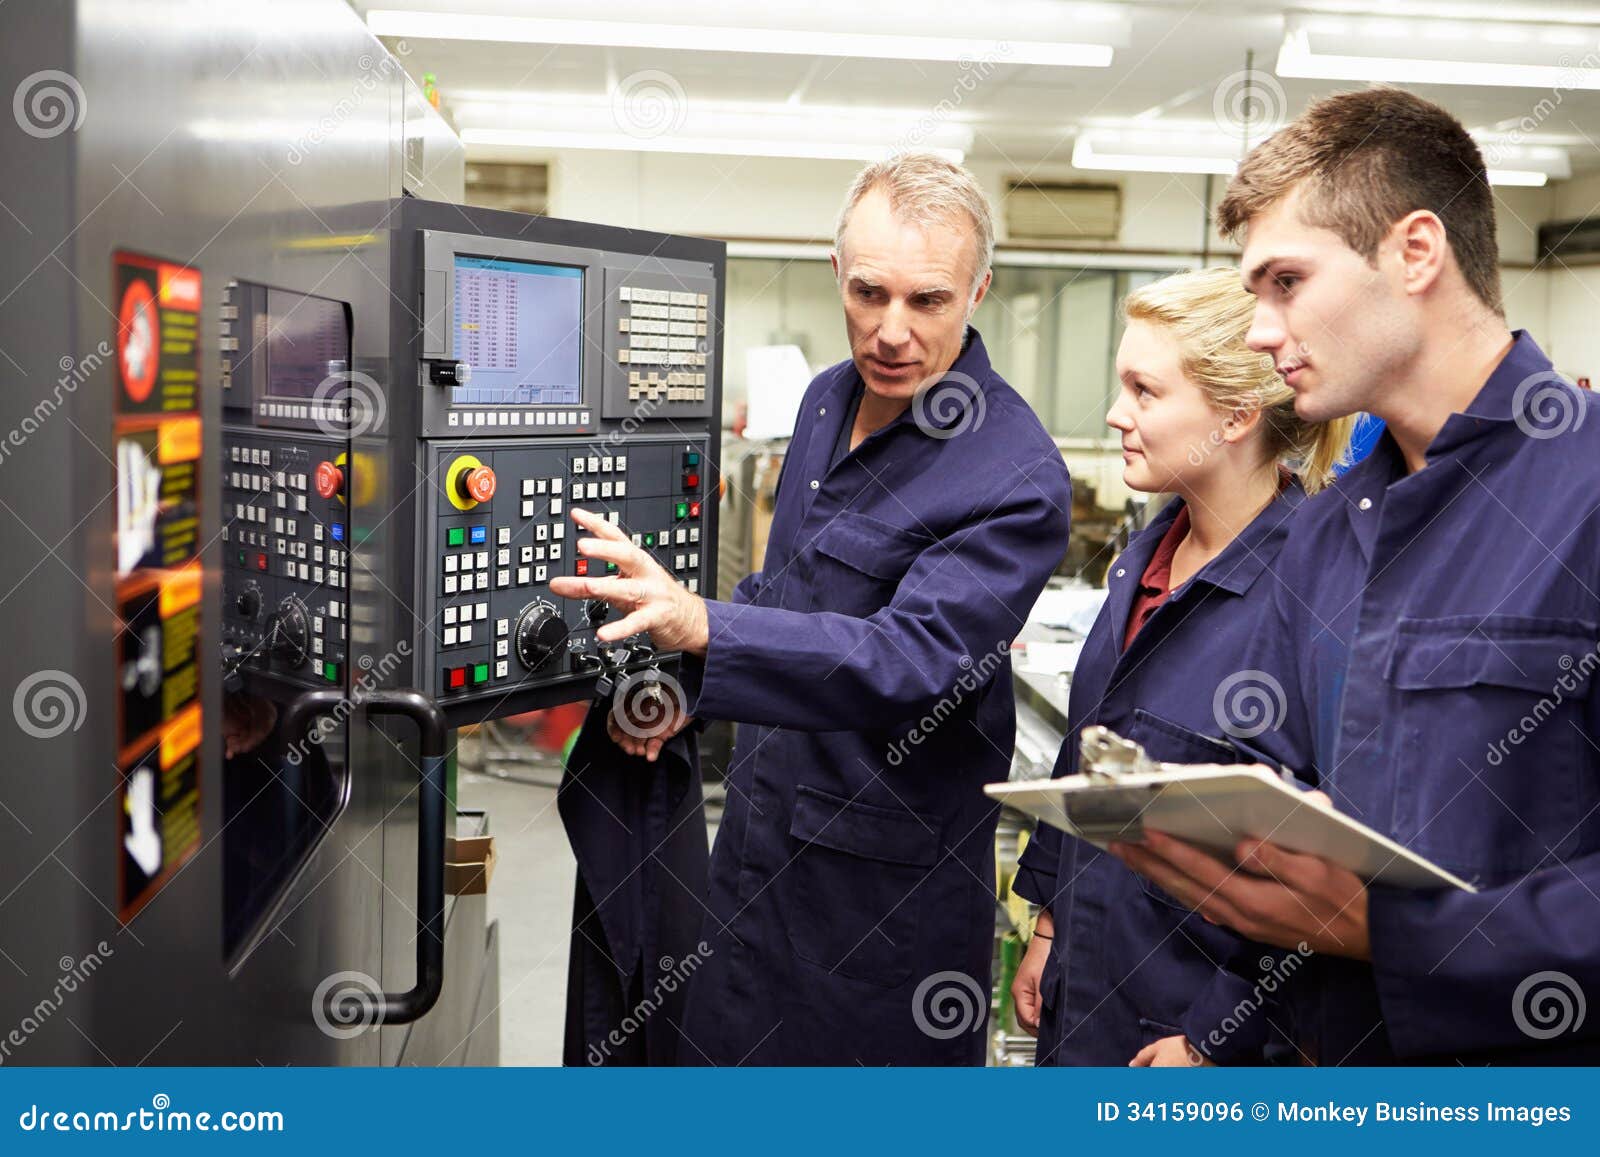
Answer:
[{"left": 1079, "top": 725, "right": 1160, "bottom": 782}]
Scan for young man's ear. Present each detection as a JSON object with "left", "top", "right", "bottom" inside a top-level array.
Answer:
[{"left": 1393, "top": 209, "right": 1449, "bottom": 299}]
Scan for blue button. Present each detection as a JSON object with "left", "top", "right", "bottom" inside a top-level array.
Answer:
[
  {"left": 469, "top": 525, "right": 487, "bottom": 544},
  {"left": 331, "top": 523, "right": 345, "bottom": 542}
]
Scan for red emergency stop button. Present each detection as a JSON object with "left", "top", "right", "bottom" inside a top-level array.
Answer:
[
  {"left": 455, "top": 464, "right": 497, "bottom": 504},
  {"left": 315, "top": 460, "right": 343, "bottom": 499}
]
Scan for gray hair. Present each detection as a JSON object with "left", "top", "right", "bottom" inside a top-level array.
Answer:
[{"left": 833, "top": 152, "right": 996, "bottom": 299}]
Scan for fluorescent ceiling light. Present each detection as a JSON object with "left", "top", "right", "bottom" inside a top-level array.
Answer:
[
  {"left": 462, "top": 127, "right": 963, "bottom": 163},
  {"left": 366, "top": 10, "right": 1113, "bottom": 68},
  {"left": 1278, "top": 13, "right": 1600, "bottom": 89},
  {"left": 1484, "top": 169, "right": 1549, "bottom": 186},
  {"left": 1475, "top": 139, "right": 1572, "bottom": 181},
  {"left": 1074, "top": 125, "right": 1566, "bottom": 185},
  {"left": 453, "top": 92, "right": 972, "bottom": 163},
  {"left": 1072, "top": 128, "right": 1253, "bottom": 176}
]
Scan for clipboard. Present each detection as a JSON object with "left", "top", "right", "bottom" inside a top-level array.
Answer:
[{"left": 987, "top": 726, "right": 1476, "bottom": 893}]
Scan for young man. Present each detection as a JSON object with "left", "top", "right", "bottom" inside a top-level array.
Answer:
[
  {"left": 552, "top": 154, "right": 1072, "bottom": 1064},
  {"left": 1114, "top": 87, "right": 1600, "bottom": 1064}
]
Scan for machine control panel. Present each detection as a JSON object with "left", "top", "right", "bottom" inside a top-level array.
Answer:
[
  {"left": 220, "top": 431, "right": 350, "bottom": 688},
  {"left": 420, "top": 436, "right": 710, "bottom": 704}
]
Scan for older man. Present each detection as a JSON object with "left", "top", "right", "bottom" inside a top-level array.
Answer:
[{"left": 552, "top": 153, "right": 1071, "bottom": 1065}]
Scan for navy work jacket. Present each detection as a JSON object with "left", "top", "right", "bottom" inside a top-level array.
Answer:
[
  {"left": 678, "top": 329, "right": 1073, "bottom": 1064},
  {"left": 1195, "top": 332, "right": 1600, "bottom": 1064},
  {"left": 1015, "top": 486, "right": 1303, "bottom": 1065}
]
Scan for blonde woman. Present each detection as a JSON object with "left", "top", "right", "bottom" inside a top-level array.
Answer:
[{"left": 1010, "top": 267, "right": 1353, "bottom": 1066}]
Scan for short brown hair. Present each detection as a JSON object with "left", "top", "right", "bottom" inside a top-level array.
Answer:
[{"left": 1216, "top": 87, "right": 1502, "bottom": 315}]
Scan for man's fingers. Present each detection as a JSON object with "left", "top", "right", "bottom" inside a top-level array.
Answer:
[
  {"left": 551, "top": 574, "right": 643, "bottom": 612},
  {"left": 575, "top": 536, "right": 645, "bottom": 570},
  {"left": 1235, "top": 837, "right": 1321, "bottom": 889},
  {"left": 1139, "top": 831, "right": 1238, "bottom": 891},
  {"left": 569, "top": 507, "right": 630, "bottom": 542},
  {"left": 548, "top": 575, "right": 608, "bottom": 600},
  {"left": 596, "top": 606, "right": 657, "bottom": 643},
  {"left": 1113, "top": 844, "right": 1217, "bottom": 913},
  {"left": 1129, "top": 1043, "right": 1156, "bottom": 1067},
  {"left": 1113, "top": 842, "right": 1256, "bottom": 932}
]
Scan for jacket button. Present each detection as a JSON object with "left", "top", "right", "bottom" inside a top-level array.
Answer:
[
  {"left": 810, "top": 480, "right": 819, "bottom": 490},
  {"left": 1115, "top": 568, "right": 1125, "bottom": 578},
  {"left": 1358, "top": 497, "right": 1372, "bottom": 510},
  {"left": 819, "top": 406, "right": 827, "bottom": 416}
]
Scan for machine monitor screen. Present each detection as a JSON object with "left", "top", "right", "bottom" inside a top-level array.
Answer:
[
  {"left": 452, "top": 255, "right": 584, "bottom": 407},
  {"left": 264, "top": 288, "right": 349, "bottom": 398}
]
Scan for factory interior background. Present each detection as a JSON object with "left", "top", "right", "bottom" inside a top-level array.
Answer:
[
  {"left": 3, "top": 0, "right": 1600, "bottom": 1071},
  {"left": 414, "top": 0, "right": 1600, "bottom": 1063}
]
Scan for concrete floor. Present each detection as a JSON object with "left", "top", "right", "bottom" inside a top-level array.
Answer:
[{"left": 459, "top": 767, "right": 574, "bottom": 1066}]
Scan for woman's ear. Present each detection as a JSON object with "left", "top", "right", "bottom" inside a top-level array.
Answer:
[{"left": 1220, "top": 406, "right": 1263, "bottom": 445}]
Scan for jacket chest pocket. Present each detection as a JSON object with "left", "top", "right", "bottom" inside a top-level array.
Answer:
[
  {"left": 780, "top": 784, "right": 941, "bottom": 988},
  {"left": 1384, "top": 615, "right": 1600, "bottom": 879},
  {"left": 1125, "top": 709, "right": 1244, "bottom": 912},
  {"left": 805, "top": 511, "right": 933, "bottom": 619}
]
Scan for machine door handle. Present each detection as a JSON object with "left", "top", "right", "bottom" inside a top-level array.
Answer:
[{"left": 284, "top": 687, "right": 449, "bottom": 1026}]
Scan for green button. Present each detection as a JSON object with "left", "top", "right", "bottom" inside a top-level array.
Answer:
[
  {"left": 236, "top": 550, "right": 246, "bottom": 566},
  {"left": 472, "top": 662, "right": 490, "bottom": 684},
  {"left": 323, "top": 661, "right": 338, "bottom": 682},
  {"left": 606, "top": 562, "right": 618, "bottom": 574},
  {"left": 644, "top": 533, "right": 655, "bottom": 546},
  {"left": 675, "top": 502, "right": 688, "bottom": 519},
  {"left": 686, "top": 452, "right": 700, "bottom": 466},
  {"left": 446, "top": 527, "right": 465, "bottom": 547}
]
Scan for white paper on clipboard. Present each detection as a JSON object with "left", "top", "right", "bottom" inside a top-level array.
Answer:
[{"left": 987, "top": 741, "right": 1475, "bottom": 893}]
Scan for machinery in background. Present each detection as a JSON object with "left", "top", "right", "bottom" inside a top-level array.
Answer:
[{"left": 0, "top": 0, "right": 721, "bottom": 1066}]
